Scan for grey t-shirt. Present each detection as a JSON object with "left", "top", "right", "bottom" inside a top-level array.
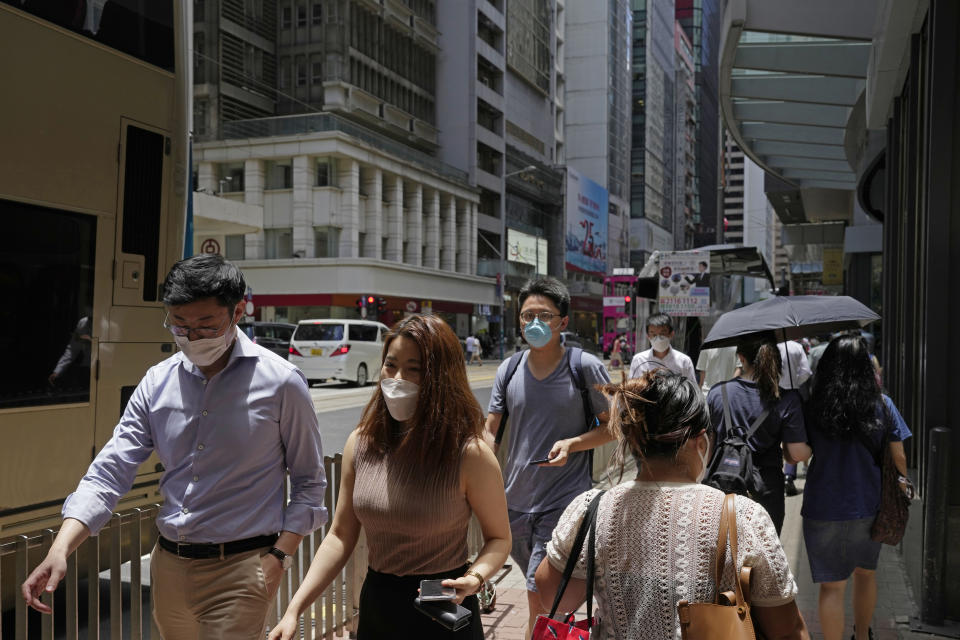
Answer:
[{"left": 488, "top": 348, "right": 610, "bottom": 513}]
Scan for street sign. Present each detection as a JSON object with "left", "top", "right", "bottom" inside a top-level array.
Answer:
[
  {"left": 612, "top": 267, "right": 635, "bottom": 276},
  {"left": 603, "top": 296, "right": 626, "bottom": 307},
  {"left": 405, "top": 300, "right": 417, "bottom": 312}
]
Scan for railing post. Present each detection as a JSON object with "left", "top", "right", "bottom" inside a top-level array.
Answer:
[
  {"left": 15, "top": 535, "right": 29, "bottom": 640},
  {"left": 41, "top": 529, "right": 56, "bottom": 640},
  {"left": 130, "top": 509, "right": 143, "bottom": 640},
  {"left": 87, "top": 535, "right": 100, "bottom": 640},
  {"left": 921, "top": 426, "right": 951, "bottom": 626},
  {"left": 110, "top": 514, "right": 123, "bottom": 640},
  {"left": 66, "top": 546, "right": 79, "bottom": 640}
]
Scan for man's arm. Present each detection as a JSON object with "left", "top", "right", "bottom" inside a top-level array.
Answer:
[
  {"left": 483, "top": 412, "right": 502, "bottom": 452},
  {"left": 22, "top": 519, "right": 90, "bottom": 613},
  {"left": 542, "top": 413, "right": 614, "bottom": 467},
  {"left": 279, "top": 369, "right": 328, "bottom": 536}
]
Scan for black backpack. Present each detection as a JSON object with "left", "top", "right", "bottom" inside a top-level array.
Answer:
[
  {"left": 702, "top": 382, "right": 773, "bottom": 498},
  {"left": 494, "top": 347, "right": 597, "bottom": 460}
]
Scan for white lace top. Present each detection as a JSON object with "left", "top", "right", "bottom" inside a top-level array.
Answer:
[{"left": 546, "top": 481, "right": 798, "bottom": 640}]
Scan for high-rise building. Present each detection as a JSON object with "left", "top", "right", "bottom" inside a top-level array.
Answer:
[
  {"left": 191, "top": 1, "right": 492, "bottom": 332},
  {"left": 722, "top": 130, "right": 744, "bottom": 245},
  {"left": 629, "top": 0, "right": 677, "bottom": 268},
  {"left": 193, "top": 0, "right": 278, "bottom": 141},
  {"left": 676, "top": 0, "right": 722, "bottom": 246},
  {"left": 674, "top": 20, "right": 698, "bottom": 249},
  {"left": 564, "top": 0, "right": 632, "bottom": 270}
]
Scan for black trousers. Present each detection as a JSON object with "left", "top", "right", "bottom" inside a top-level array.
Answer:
[
  {"left": 756, "top": 466, "right": 786, "bottom": 535},
  {"left": 357, "top": 564, "right": 483, "bottom": 640}
]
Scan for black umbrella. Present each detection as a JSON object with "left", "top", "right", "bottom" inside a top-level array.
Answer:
[{"left": 700, "top": 295, "right": 880, "bottom": 350}]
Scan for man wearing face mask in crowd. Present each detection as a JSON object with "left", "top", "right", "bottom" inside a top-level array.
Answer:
[
  {"left": 22, "top": 255, "right": 327, "bottom": 640},
  {"left": 628, "top": 312, "right": 697, "bottom": 383},
  {"left": 485, "top": 277, "right": 612, "bottom": 640}
]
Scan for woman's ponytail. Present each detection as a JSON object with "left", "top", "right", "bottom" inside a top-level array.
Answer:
[{"left": 737, "top": 334, "right": 783, "bottom": 404}]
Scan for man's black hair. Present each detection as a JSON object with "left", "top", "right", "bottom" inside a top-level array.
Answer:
[
  {"left": 161, "top": 254, "right": 246, "bottom": 308},
  {"left": 698, "top": 261, "right": 708, "bottom": 269},
  {"left": 646, "top": 312, "right": 673, "bottom": 333},
  {"left": 518, "top": 276, "right": 570, "bottom": 317}
]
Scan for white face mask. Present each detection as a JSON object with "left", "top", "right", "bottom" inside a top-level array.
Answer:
[
  {"left": 695, "top": 433, "right": 712, "bottom": 483},
  {"left": 380, "top": 378, "right": 420, "bottom": 422},
  {"left": 650, "top": 335, "right": 671, "bottom": 352},
  {"left": 174, "top": 324, "right": 237, "bottom": 367}
]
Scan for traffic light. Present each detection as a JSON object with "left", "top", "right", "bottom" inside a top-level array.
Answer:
[
  {"left": 377, "top": 297, "right": 387, "bottom": 313},
  {"left": 355, "top": 297, "right": 363, "bottom": 312},
  {"left": 366, "top": 295, "right": 375, "bottom": 305},
  {"left": 624, "top": 295, "right": 631, "bottom": 304}
]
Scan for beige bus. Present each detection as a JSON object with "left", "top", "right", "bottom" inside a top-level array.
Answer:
[{"left": 0, "top": 0, "right": 191, "bottom": 607}]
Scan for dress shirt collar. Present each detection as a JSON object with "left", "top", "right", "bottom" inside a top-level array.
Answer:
[{"left": 179, "top": 328, "right": 260, "bottom": 377}]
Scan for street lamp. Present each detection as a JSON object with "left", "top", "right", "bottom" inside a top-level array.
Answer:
[
  {"left": 218, "top": 175, "right": 232, "bottom": 194},
  {"left": 505, "top": 165, "right": 537, "bottom": 179}
]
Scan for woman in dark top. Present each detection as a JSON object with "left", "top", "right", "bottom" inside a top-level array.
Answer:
[
  {"left": 802, "top": 336, "right": 911, "bottom": 640},
  {"left": 706, "top": 333, "right": 812, "bottom": 533}
]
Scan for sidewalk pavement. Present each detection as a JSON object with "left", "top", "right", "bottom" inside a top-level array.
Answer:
[{"left": 480, "top": 471, "right": 946, "bottom": 639}]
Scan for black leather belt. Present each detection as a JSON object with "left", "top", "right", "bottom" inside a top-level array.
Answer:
[{"left": 157, "top": 533, "right": 278, "bottom": 559}]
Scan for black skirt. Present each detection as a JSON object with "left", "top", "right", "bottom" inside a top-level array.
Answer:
[{"left": 357, "top": 564, "right": 484, "bottom": 640}]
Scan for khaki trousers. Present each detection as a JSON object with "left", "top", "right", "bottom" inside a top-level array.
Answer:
[{"left": 150, "top": 543, "right": 275, "bottom": 640}]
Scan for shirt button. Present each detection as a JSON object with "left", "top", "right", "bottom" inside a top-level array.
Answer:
[
  {"left": 193, "top": 475, "right": 199, "bottom": 482},
  {"left": 197, "top": 444, "right": 204, "bottom": 450},
  {"left": 181, "top": 507, "right": 189, "bottom": 514},
  {"left": 202, "top": 380, "right": 208, "bottom": 385},
  {"left": 202, "top": 410, "right": 208, "bottom": 416}
]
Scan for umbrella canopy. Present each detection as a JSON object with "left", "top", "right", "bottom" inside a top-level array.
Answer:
[{"left": 701, "top": 295, "right": 880, "bottom": 349}]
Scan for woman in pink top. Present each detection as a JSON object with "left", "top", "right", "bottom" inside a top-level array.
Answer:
[{"left": 269, "top": 315, "right": 511, "bottom": 639}]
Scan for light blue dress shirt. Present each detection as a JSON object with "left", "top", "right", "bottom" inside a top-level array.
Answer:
[{"left": 63, "top": 331, "right": 328, "bottom": 543}]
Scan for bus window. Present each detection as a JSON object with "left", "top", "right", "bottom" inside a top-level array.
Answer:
[
  {"left": 0, "top": 199, "right": 96, "bottom": 409},
  {"left": 3, "top": 0, "right": 174, "bottom": 71}
]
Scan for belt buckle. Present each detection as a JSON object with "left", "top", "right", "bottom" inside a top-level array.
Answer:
[{"left": 175, "top": 541, "right": 190, "bottom": 558}]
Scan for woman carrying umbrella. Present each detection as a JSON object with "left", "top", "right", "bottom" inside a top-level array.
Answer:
[
  {"left": 705, "top": 332, "right": 812, "bottom": 533},
  {"left": 801, "top": 336, "right": 911, "bottom": 640}
]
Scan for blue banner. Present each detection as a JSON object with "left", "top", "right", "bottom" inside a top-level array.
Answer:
[{"left": 565, "top": 168, "right": 609, "bottom": 275}]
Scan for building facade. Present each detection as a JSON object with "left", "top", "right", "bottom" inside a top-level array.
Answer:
[{"left": 674, "top": 20, "right": 698, "bottom": 250}]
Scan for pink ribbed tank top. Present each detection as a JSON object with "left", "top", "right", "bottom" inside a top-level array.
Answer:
[{"left": 352, "top": 437, "right": 472, "bottom": 575}]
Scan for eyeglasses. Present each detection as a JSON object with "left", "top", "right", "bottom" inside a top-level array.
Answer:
[
  {"left": 163, "top": 313, "right": 231, "bottom": 339},
  {"left": 519, "top": 311, "right": 561, "bottom": 324}
]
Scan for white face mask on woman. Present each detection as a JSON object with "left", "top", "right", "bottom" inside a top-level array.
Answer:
[
  {"left": 380, "top": 378, "right": 420, "bottom": 422},
  {"left": 174, "top": 324, "right": 237, "bottom": 367},
  {"left": 695, "top": 432, "right": 712, "bottom": 483}
]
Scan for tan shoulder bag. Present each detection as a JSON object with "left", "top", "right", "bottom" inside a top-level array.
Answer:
[{"left": 677, "top": 493, "right": 756, "bottom": 640}]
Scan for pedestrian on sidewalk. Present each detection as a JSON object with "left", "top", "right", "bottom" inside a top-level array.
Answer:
[
  {"left": 535, "top": 370, "right": 810, "bottom": 639},
  {"left": 21, "top": 255, "right": 328, "bottom": 639},
  {"left": 801, "top": 336, "right": 912, "bottom": 640},
  {"left": 628, "top": 313, "right": 697, "bottom": 384},
  {"left": 467, "top": 333, "right": 483, "bottom": 366},
  {"left": 706, "top": 333, "right": 812, "bottom": 534},
  {"left": 609, "top": 335, "right": 625, "bottom": 383},
  {"left": 269, "top": 315, "right": 511, "bottom": 640},
  {"left": 484, "top": 277, "right": 613, "bottom": 640},
  {"left": 779, "top": 339, "right": 813, "bottom": 496}
]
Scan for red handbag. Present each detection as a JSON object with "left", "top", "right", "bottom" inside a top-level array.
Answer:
[{"left": 531, "top": 491, "right": 605, "bottom": 640}]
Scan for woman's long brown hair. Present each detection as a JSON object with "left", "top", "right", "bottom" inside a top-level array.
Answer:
[{"left": 355, "top": 314, "right": 484, "bottom": 486}]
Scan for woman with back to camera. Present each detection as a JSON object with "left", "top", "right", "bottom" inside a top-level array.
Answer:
[
  {"left": 706, "top": 332, "right": 812, "bottom": 533},
  {"left": 268, "top": 315, "right": 511, "bottom": 640},
  {"left": 535, "top": 370, "right": 809, "bottom": 639},
  {"left": 802, "top": 336, "right": 911, "bottom": 640}
]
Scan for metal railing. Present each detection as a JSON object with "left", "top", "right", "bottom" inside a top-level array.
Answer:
[{"left": 0, "top": 455, "right": 363, "bottom": 640}]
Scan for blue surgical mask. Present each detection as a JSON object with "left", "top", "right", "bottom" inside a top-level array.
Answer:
[{"left": 523, "top": 319, "right": 552, "bottom": 348}]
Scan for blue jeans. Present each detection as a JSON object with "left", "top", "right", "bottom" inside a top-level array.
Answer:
[{"left": 508, "top": 508, "right": 564, "bottom": 592}]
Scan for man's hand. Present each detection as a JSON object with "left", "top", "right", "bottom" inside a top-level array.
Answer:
[
  {"left": 541, "top": 439, "right": 572, "bottom": 467},
  {"left": 22, "top": 551, "right": 68, "bottom": 613},
  {"left": 261, "top": 553, "right": 285, "bottom": 595}
]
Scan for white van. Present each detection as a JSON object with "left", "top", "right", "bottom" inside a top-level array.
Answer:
[{"left": 289, "top": 319, "right": 389, "bottom": 386}]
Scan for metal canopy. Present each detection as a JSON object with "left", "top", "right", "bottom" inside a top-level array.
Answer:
[{"left": 719, "top": 0, "right": 878, "bottom": 222}]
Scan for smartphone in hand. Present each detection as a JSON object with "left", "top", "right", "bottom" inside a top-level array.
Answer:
[
  {"left": 528, "top": 456, "right": 553, "bottom": 465},
  {"left": 419, "top": 579, "right": 457, "bottom": 601}
]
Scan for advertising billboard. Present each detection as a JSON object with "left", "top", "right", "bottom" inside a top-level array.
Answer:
[
  {"left": 565, "top": 168, "right": 609, "bottom": 275},
  {"left": 507, "top": 228, "right": 548, "bottom": 275},
  {"left": 657, "top": 250, "right": 710, "bottom": 316}
]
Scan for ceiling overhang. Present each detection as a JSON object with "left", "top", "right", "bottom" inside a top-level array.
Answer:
[{"left": 719, "top": 0, "right": 878, "bottom": 223}]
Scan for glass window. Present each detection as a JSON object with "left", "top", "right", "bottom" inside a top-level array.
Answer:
[
  {"left": 297, "top": 58, "right": 307, "bottom": 86},
  {"left": 315, "top": 158, "right": 337, "bottom": 186},
  {"left": 225, "top": 234, "right": 246, "bottom": 260},
  {"left": 0, "top": 200, "right": 96, "bottom": 408},
  {"left": 281, "top": 6, "right": 292, "bottom": 28},
  {"left": 294, "top": 323, "right": 344, "bottom": 341},
  {"left": 314, "top": 226, "right": 340, "bottom": 257},
  {"left": 312, "top": 3, "right": 323, "bottom": 24},
  {"left": 297, "top": 4, "right": 307, "bottom": 27},
  {"left": 265, "top": 228, "right": 293, "bottom": 259},
  {"left": 349, "top": 324, "right": 379, "bottom": 341},
  {"left": 219, "top": 163, "right": 245, "bottom": 192},
  {"left": 265, "top": 160, "right": 292, "bottom": 189},
  {"left": 312, "top": 60, "right": 323, "bottom": 84}
]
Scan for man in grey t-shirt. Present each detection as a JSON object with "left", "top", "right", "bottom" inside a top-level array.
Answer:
[{"left": 485, "top": 277, "right": 611, "bottom": 640}]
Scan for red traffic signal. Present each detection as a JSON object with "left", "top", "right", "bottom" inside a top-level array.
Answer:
[
  {"left": 366, "top": 295, "right": 375, "bottom": 304},
  {"left": 624, "top": 295, "right": 631, "bottom": 304}
]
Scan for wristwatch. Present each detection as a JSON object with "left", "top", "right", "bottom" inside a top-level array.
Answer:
[{"left": 267, "top": 547, "right": 293, "bottom": 570}]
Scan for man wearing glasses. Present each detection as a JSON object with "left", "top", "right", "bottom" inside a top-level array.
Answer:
[
  {"left": 485, "top": 276, "right": 612, "bottom": 639},
  {"left": 22, "top": 254, "right": 327, "bottom": 639}
]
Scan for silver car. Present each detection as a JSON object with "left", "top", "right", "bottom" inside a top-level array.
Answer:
[{"left": 288, "top": 319, "right": 389, "bottom": 386}]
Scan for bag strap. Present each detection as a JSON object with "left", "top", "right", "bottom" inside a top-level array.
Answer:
[
  {"left": 494, "top": 351, "right": 526, "bottom": 446},
  {"left": 713, "top": 492, "right": 732, "bottom": 602},
  {"left": 567, "top": 347, "right": 597, "bottom": 430},
  {"left": 720, "top": 382, "right": 772, "bottom": 441},
  {"left": 584, "top": 489, "right": 599, "bottom": 629},
  {"left": 547, "top": 490, "right": 606, "bottom": 620}
]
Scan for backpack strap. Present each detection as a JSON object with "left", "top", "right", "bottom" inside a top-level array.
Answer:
[
  {"left": 494, "top": 351, "right": 526, "bottom": 446},
  {"left": 720, "top": 381, "right": 772, "bottom": 442},
  {"left": 567, "top": 347, "right": 597, "bottom": 430}
]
